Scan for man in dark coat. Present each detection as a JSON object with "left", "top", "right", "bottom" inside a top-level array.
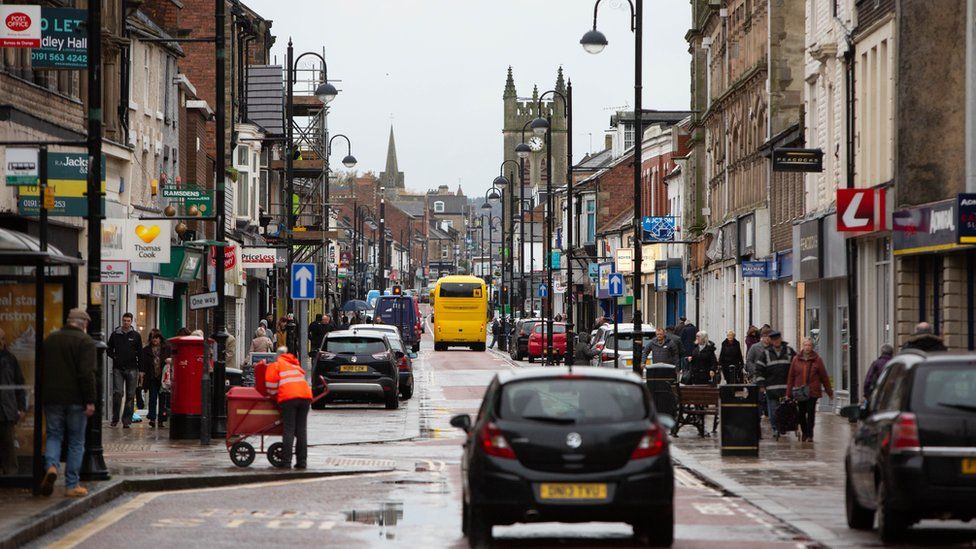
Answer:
[
  {"left": 41, "top": 308, "right": 97, "bottom": 497},
  {"left": 863, "top": 344, "right": 894, "bottom": 399},
  {"left": 0, "top": 328, "right": 26, "bottom": 475},
  {"left": 901, "top": 322, "right": 948, "bottom": 352},
  {"left": 679, "top": 318, "right": 698, "bottom": 358},
  {"left": 685, "top": 331, "right": 718, "bottom": 385},
  {"left": 107, "top": 312, "right": 141, "bottom": 428},
  {"left": 757, "top": 331, "right": 796, "bottom": 438},
  {"left": 643, "top": 329, "right": 679, "bottom": 366}
]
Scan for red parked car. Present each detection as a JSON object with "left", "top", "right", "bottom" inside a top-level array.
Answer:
[{"left": 527, "top": 322, "right": 567, "bottom": 363}]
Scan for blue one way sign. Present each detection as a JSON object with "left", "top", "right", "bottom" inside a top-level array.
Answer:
[
  {"left": 537, "top": 283, "right": 548, "bottom": 298},
  {"left": 608, "top": 272, "right": 625, "bottom": 297},
  {"left": 291, "top": 263, "right": 317, "bottom": 300}
]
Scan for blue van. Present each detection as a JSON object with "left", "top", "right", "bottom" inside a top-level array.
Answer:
[{"left": 374, "top": 295, "right": 422, "bottom": 352}]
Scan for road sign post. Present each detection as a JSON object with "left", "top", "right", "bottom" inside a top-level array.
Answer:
[{"left": 292, "top": 263, "right": 317, "bottom": 301}]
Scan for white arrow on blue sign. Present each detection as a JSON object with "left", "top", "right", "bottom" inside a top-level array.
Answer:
[
  {"left": 291, "top": 263, "right": 317, "bottom": 300},
  {"left": 537, "top": 283, "right": 548, "bottom": 298},
  {"left": 608, "top": 272, "right": 625, "bottom": 297}
]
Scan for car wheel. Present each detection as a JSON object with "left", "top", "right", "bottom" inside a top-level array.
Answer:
[
  {"left": 846, "top": 474, "right": 874, "bottom": 530},
  {"left": 877, "top": 480, "right": 907, "bottom": 543},
  {"left": 472, "top": 343, "right": 486, "bottom": 352},
  {"left": 467, "top": 505, "right": 492, "bottom": 548},
  {"left": 385, "top": 391, "right": 400, "bottom": 410},
  {"left": 400, "top": 382, "right": 414, "bottom": 400},
  {"left": 434, "top": 342, "right": 445, "bottom": 351},
  {"left": 634, "top": 505, "right": 674, "bottom": 547}
]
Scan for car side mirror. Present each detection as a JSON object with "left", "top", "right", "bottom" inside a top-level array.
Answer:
[
  {"left": 394, "top": 350, "right": 405, "bottom": 359},
  {"left": 657, "top": 414, "right": 676, "bottom": 431},
  {"left": 839, "top": 404, "right": 863, "bottom": 421},
  {"left": 450, "top": 414, "right": 472, "bottom": 433}
]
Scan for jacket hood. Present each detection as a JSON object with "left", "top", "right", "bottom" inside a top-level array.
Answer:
[
  {"left": 698, "top": 341, "right": 716, "bottom": 352},
  {"left": 278, "top": 353, "right": 301, "bottom": 368},
  {"left": 906, "top": 333, "right": 944, "bottom": 344}
]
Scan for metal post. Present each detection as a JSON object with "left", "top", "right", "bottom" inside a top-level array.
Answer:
[
  {"left": 631, "top": 0, "right": 645, "bottom": 376},
  {"left": 212, "top": 0, "right": 229, "bottom": 436},
  {"left": 519, "top": 158, "right": 526, "bottom": 318},
  {"left": 80, "top": 0, "right": 109, "bottom": 480},
  {"left": 545, "top": 115, "right": 554, "bottom": 364},
  {"left": 614, "top": 299, "right": 619, "bottom": 369},
  {"left": 33, "top": 146, "right": 48, "bottom": 494},
  {"left": 379, "top": 188, "right": 386, "bottom": 292},
  {"left": 565, "top": 81, "right": 575, "bottom": 364},
  {"left": 200, "top": 337, "right": 211, "bottom": 445},
  {"left": 285, "top": 39, "right": 296, "bottom": 352}
]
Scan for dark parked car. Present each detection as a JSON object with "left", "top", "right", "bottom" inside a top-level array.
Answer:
[
  {"left": 451, "top": 367, "right": 675, "bottom": 547},
  {"left": 313, "top": 330, "right": 400, "bottom": 410},
  {"left": 843, "top": 350, "right": 976, "bottom": 543},
  {"left": 350, "top": 324, "right": 415, "bottom": 400},
  {"left": 509, "top": 318, "right": 541, "bottom": 361},
  {"left": 374, "top": 295, "right": 423, "bottom": 352}
]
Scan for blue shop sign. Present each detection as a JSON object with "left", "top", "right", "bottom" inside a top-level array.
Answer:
[
  {"left": 741, "top": 260, "right": 769, "bottom": 278},
  {"left": 767, "top": 252, "right": 793, "bottom": 280},
  {"left": 587, "top": 262, "right": 599, "bottom": 279}
]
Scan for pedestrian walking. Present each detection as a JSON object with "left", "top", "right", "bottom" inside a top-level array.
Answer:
[
  {"left": 308, "top": 314, "right": 325, "bottom": 355},
  {"left": 685, "top": 332, "right": 718, "bottom": 385},
  {"left": 274, "top": 317, "right": 289, "bottom": 349},
  {"left": 140, "top": 329, "right": 171, "bottom": 428},
  {"left": 745, "top": 326, "right": 772, "bottom": 382},
  {"left": 863, "top": 344, "right": 894, "bottom": 400},
  {"left": 107, "top": 312, "right": 142, "bottom": 428},
  {"left": 265, "top": 348, "right": 312, "bottom": 469},
  {"left": 786, "top": 338, "right": 834, "bottom": 442},
  {"left": 679, "top": 318, "right": 698, "bottom": 363},
  {"left": 744, "top": 325, "right": 760, "bottom": 352},
  {"left": 665, "top": 326, "right": 684, "bottom": 358},
  {"left": 176, "top": 327, "right": 191, "bottom": 337},
  {"left": 0, "top": 328, "right": 26, "bottom": 475},
  {"left": 488, "top": 317, "right": 499, "bottom": 349},
  {"left": 643, "top": 329, "right": 679, "bottom": 367},
  {"left": 901, "top": 322, "right": 948, "bottom": 352},
  {"left": 250, "top": 327, "right": 274, "bottom": 354},
  {"left": 718, "top": 331, "right": 745, "bottom": 384},
  {"left": 757, "top": 331, "right": 796, "bottom": 439},
  {"left": 40, "top": 308, "right": 96, "bottom": 497},
  {"left": 339, "top": 315, "right": 349, "bottom": 330}
]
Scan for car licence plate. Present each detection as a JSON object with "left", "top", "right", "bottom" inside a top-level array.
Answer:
[
  {"left": 339, "top": 364, "right": 368, "bottom": 373},
  {"left": 539, "top": 483, "right": 608, "bottom": 500},
  {"left": 963, "top": 458, "right": 976, "bottom": 475}
]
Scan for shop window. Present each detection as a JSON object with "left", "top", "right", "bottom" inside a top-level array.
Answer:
[
  {"left": 137, "top": 296, "right": 157, "bottom": 335},
  {"left": 874, "top": 237, "right": 892, "bottom": 347},
  {"left": 237, "top": 172, "right": 250, "bottom": 218},
  {"left": 918, "top": 255, "right": 945, "bottom": 333}
]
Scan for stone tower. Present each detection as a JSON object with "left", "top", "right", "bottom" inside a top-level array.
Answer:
[
  {"left": 380, "top": 125, "right": 404, "bottom": 191},
  {"left": 502, "top": 66, "right": 569, "bottom": 204}
]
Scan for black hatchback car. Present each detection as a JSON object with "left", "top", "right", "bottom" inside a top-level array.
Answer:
[
  {"left": 843, "top": 350, "right": 976, "bottom": 543},
  {"left": 509, "top": 318, "right": 541, "bottom": 361},
  {"left": 313, "top": 330, "right": 400, "bottom": 410},
  {"left": 451, "top": 367, "right": 675, "bottom": 547}
]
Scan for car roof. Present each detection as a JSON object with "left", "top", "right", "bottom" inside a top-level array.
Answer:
[
  {"left": 351, "top": 324, "right": 399, "bottom": 333},
  {"left": 495, "top": 366, "right": 645, "bottom": 386},
  {"left": 894, "top": 350, "right": 976, "bottom": 368},
  {"left": 606, "top": 324, "right": 657, "bottom": 333},
  {"left": 327, "top": 329, "right": 386, "bottom": 340}
]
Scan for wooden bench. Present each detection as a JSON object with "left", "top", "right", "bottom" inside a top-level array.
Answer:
[{"left": 673, "top": 385, "right": 720, "bottom": 437}]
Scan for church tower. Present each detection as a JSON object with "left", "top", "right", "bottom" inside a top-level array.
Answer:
[{"left": 380, "top": 125, "right": 405, "bottom": 192}]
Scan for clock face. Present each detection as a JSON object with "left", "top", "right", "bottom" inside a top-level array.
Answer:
[{"left": 528, "top": 137, "right": 545, "bottom": 152}]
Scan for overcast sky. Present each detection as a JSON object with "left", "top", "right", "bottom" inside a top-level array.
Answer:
[{"left": 247, "top": 0, "right": 691, "bottom": 197}]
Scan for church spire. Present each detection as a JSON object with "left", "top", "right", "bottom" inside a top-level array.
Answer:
[
  {"left": 380, "top": 125, "right": 404, "bottom": 189},
  {"left": 555, "top": 65, "right": 566, "bottom": 95},
  {"left": 503, "top": 66, "right": 516, "bottom": 99}
]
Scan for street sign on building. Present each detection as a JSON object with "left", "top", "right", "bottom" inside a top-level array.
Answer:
[
  {"left": 189, "top": 291, "right": 219, "bottom": 310},
  {"left": 837, "top": 188, "right": 886, "bottom": 232},
  {"left": 4, "top": 148, "right": 38, "bottom": 186},
  {"left": 240, "top": 247, "right": 277, "bottom": 269},
  {"left": 291, "top": 263, "right": 317, "bottom": 301},
  {"left": 959, "top": 193, "right": 976, "bottom": 244},
  {"left": 615, "top": 248, "right": 633, "bottom": 273},
  {"left": 642, "top": 216, "right": 677, "bottom": 242},
  {"left": 608, "top": 272, "right": 624, "bottom": 297},
  {"left": 31, "top": 8, "right": 88, "bottom": 69},
  {"left": 772, "top": 148, "right": 824, "bottom": 173},
  {"left": 741, "top": 260, "right": 769, "bottom": 278},
  {"left": 0, "top": 5, "right": 41, "bottom": 48}
]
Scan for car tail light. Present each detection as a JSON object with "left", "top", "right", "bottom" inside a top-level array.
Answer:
[
  {"left": 630, "top": 424, "right": 665, "bottom": 459},
  {"left": 398, "top": 356, "right": 410, "bottom": 371},
  {"left": 890, "top": 413, "right": 921, "bottom": 453},
  {"left": 601, "top": 352, "right": 614, "bottom": 362},
  {"left": 372, "top": 351, "right": 391, "bottom": 360},
  {"left": 479, "top": 422, "right": 516, "bottom": 459},
  {"left": 595, "top": 342, "right": 605, "bottom": 351}
]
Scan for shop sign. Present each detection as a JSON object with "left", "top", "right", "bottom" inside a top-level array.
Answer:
[
  {"left": 741, "top": 260, "right": 769, "bottom": 278},
  {"left": 101, "top": 219, "right": 172, "bottom": 264},
  {"left": 772, "top": 148, "right": 824, "bottom": 173},
  {"left": 189, "top": 291, "right": 219, "bottom": 310},
  {"left": 795, "top": 218, "right": 822, "bottom": 281},
  {"left": 596, "top": 262, "right": 614, "bottom": 299},
  {"left": 1, "top": 5, "right": 41, "bottom": 48},
  {"left": 240, "top": 247, "right": 277, "bottom": 269},
  {"left": 151, "top": 278, "right": 174, "bottom": 299},
  {"left": 642, "top": 216, "right": 676, "bottom": 243},
  {"left": 18, "top": 153, "right": 106, "bottom": 216},
  {"left": 615, "top": 248, "right": 633, "bottom": 273},
  {"left": 4, "top": 148, "right": 38, "bottom": 186},
  {"left": 893, "top": 199, "right": 962, "bottom": 255},
  {"left": 837, "top": 188, "right": 886, "bottom": 232},
  {"left": 208, "top": 245, "right": 236, "bottom": 270},
  {"left": 958, "top": 194, "right": 976, "bottom": 244},
  {"left": 655, "top": 269, "right": 668, "bottom": 289},
  {"left": 31, "top": 8, "right": 87, "bottom": 69},
  {"left": 100, "top": 260, "right": 129, "bottom": 285},
  {"left": 340, "top": 251, "right": 351, "bottom": 268},
  {"left": 587, "top": 262, "right": 599, "bottom": 280}
]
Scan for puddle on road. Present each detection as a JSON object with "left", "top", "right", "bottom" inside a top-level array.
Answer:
[{"left": 343, "top": 502, "right": 405, "bottom": 539}]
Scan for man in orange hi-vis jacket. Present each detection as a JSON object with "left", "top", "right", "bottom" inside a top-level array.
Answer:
[{"left": 265, "top": 347, "right": 313, "bottom": 468}]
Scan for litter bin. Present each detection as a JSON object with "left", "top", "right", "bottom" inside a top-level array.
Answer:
[
  {"left": 168, "top": 335, "right": 213, "bottom": 440},
  {"left": 646, "top": 364, "right": 678, "bottom": 418},
  {"left": 720, "top": 384, "right": 760, "bottom": 457}
]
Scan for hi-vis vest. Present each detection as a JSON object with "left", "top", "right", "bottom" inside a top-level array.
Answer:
[{"left": 265, "top": 353, "right": 312, "bottom": 403}]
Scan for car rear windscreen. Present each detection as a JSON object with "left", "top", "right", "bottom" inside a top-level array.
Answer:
[
  {"left": 533, "top": 324, "right": 566, "bottom": 334},
  {"left": 439, "top": 282, "right": 483, "bottom": 298},
  {"left": 913, "top": 364, "right": 976, "bottom": 414},
  {"left": 325, "top": 337, "right": 387, "bottom": 355},
  {"left": 606, "top": 332, "right": 657, "bottom": 348},
  {"left": 499, "top": 379, "right": 646, "bottom": 424}
]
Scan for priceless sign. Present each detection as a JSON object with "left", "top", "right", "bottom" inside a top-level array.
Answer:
[
  {"left": 31, "top": 8, "right": 87, "bottom": 69},
  {"left": 241, "top": 248, "right": 277, "bottom": 269},
  {"left": 837, "top": 188, "right": 886, "bottom": 232},
  {"left": 1, "top": 5, "right": 41, "bottom": 48},
  {"left": 4, "top": 148, "right": 38, "bottom": 186},
  {"left": 772, "top": 148, "right": 824, "bottom": 173}
]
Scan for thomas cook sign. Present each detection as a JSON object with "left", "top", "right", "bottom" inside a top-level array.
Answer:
[{"left": 101, "top": 219, "right": 172, "bottom": 264}]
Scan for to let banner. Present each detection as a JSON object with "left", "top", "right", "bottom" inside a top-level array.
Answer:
[{"left": 31, "top": 8, "right": 87, "bottom": 69}]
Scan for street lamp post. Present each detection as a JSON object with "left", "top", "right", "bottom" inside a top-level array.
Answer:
[
  {"left": 581, "top": 0, "right": 645, "bottom": 375},
  {"left": 379, "top": 188, "right": 386, "bottom": 292},
  {"left": 325, "top": 134, "right": 356, "bottom": 314}
]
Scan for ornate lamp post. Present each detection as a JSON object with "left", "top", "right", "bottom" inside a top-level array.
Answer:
[{"left": 325, "top": 134, "right": 356, "bottom": 313}]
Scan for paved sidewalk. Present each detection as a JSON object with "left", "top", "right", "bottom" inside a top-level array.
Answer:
[{"left": 669, "top": 410, "right": 878, "bottom": 548}]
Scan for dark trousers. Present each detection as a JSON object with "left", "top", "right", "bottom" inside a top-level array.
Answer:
[
  {"left": 112, "top": 368, "right": 139, "bottom": 425},
  {"left": 722, "top": 365, "right": 743, "bottom": 385},
  {"left": 280, "top": 399, "right": 310, "bottom": 466},
  {"left": 146, "top": 381, "right": 161, "bottom": 421},
  {"left": 798, "top": 398, "right": 818, "bottom": 439},
  {"left": 0, "top": 421, "right": 17, "bottom": 474}
]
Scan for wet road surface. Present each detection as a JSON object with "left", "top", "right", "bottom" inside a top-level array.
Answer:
[{"left": 36, "top": 325, "right": 818, "bottom": 548}]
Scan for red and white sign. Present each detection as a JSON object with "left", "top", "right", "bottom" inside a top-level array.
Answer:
[
  {"left": 100, "top": 260, "right": 130, "bottom": 285},
  {"left": 340, "top": 251, "right": 351, "bottom": 268},
  {"left": 240, "top": 247, "right": 277, "bottom": 269},
  {"left": 1, "top": 5, "right": 41, "bottom": 48},
  {"left": 209, "top": 245, "right": 237, "bottom": 270},
  {"left": 837, "top": 188, "right": 886, "bottom": 232}
]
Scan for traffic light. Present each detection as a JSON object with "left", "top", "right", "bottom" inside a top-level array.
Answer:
[{"left": 392, "top": 285, "right": 402, "bottom": 295}]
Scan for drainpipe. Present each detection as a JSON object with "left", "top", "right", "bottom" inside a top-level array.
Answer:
[{"left": 844, "top": 31, "right": 860, "bottom": 405}]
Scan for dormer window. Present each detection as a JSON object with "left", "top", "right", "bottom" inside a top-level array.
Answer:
[{"left": 433, "top": 201, "right": 445, "bottom": 213}]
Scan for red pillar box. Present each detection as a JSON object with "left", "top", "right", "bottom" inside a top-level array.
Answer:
[{"left": 168, "top": 335, "right": 214, "bottom": 440}]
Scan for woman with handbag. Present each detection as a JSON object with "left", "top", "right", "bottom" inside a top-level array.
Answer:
[{"left": 786, "top": 338, "right": 834, "bottom": 442}]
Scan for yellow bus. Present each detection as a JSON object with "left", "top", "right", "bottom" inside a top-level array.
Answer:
[{"left": 432, "top": 275, "right": 488, "bottom": 351}]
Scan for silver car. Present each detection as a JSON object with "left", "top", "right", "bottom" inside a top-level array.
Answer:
[{"left": 593, "top": 324, "right": 657, "bottom": 369}]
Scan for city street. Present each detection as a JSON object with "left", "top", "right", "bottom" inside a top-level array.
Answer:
[{"left": 31, "top": 328, "right": 814, "bottom": 548}]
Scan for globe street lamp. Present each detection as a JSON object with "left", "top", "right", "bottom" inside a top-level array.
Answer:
[{"left": 580, "top": 0, "right": 645, "bottom": 375}]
